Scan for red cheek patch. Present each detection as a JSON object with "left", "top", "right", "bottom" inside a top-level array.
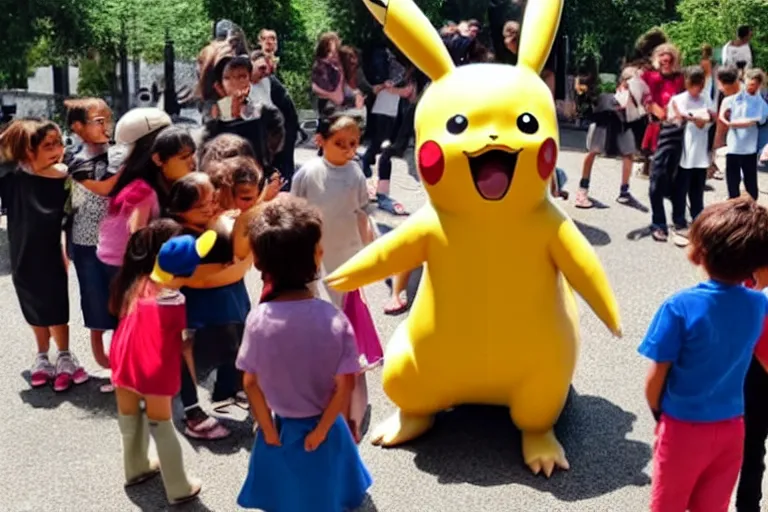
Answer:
[
  {"left": 537, "top": 138, "right": 557, "bottom": 181},
  {"left": 418, "top": 140, "right": 445, "bottom": 186}
]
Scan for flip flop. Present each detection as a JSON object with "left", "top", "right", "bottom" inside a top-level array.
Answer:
[
  {"left": 377, "top": 194, "right": 408, "bottom": 216},
  {"left": 384, "top": 297, "right": 408, "bottom": 316}
]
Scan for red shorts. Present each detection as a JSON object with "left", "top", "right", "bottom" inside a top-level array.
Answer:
[{"left": 651, "top": 415, "right": 744, "bottom": 512}]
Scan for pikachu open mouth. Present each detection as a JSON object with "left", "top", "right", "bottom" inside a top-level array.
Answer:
[{"left": 466, "top": 147, "right": 520, "bottom": 201}]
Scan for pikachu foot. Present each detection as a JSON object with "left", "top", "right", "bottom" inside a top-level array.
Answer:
[
  {"left": 522, "top": 429, "right": 570, "bottom": 477},
  {"left": 370, "top": 410, "right": 434, "bottom": 447}
]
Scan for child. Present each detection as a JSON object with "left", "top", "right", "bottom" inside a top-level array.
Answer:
[
  {"left": 0, "top": 118, "right": 87, "bottom": 391},
  {"left": 166, "top": 173, "right": 253, "bottom": 440},
  {"left": 665, "top": 66, "right": 717, "bottom": 247},
  {"left": 736, "top": 267, "right": 768, "bottom": 511},
  {"left": 236, "top": 195, "right": 372, "bottom": 511},
  {"left": 638, "top": 197, "right": 768, "bottom": 512},
  {"left": 109, "top": 219, "right": 206, "bottom": 505},
  {"left": 291, "top": 113, "right": 382, "bottom": 441},
  {"left": 199, "top": 133, "right": 257, "bottom": 172},
  {"left": 65, "top": 98, "right": 121, "bottom": 370},
  {"left": 211, "top": 54, "right": 256, "bottom": 121},
  {"left": 291, "top": 113, "right": 375, "bottom": 307},
  {"left": 97, "top": 108, "right": 175, "bottom": 276},
  {"left": 574, "top": 66, "right": 640, "bottom": 209},
  {"left": 720, "top": 69, "right": 768, "bottom": 200}
]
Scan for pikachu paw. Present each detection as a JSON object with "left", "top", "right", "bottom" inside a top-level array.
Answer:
[
  {"left": 522, "top": 430, "right": 570, "bottom": 477},
  {"left": 370, "top": 411, "right": 434, "bottom": 447}
]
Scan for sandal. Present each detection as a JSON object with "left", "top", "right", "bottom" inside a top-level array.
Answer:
[
  {"left": 184, "top": 415, "right": 231, "bottom": 440},
  {"left": 377, "top": 194, "right": 408, "bottom": 216},
  {"left": 212, "top": 392, "right": 250, "bottom": 414},
  {"left": 384, "top": 296, "right": 408, "bottom": 316},
  {"left": 574, "top": 188, "right": 593, "bottom": 209}
]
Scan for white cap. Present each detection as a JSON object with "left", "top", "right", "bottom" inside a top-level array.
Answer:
[{"left": 114, "top": 108, "right": 172, "bottom": 145}]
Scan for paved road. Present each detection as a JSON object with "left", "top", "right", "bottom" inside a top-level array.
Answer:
[{"left": 2, "top": 133, "right": 767, "bottom": 511}]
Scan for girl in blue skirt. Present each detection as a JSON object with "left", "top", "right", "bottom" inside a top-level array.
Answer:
[{"left": 236, "top": 194, "right": 372, "bottom": 511}]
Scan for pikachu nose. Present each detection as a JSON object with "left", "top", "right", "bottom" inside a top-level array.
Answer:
[{"left": 489, "top": 134, "right": 499, "bottom": 141}]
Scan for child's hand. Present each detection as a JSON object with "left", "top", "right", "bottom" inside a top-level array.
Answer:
[
  {"left": 304, "top": 427, "right": 327, "bottom": 451},
  {"left": 694, "top": 119, "right": 707, "bottom": 130},
  {"left": 262, "top": 426, "right": 281, "bottom": 447},
  {"left": 264, "top": 173, "right": 283, "bottom": 202}
]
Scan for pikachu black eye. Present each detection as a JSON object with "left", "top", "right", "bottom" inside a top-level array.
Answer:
[
  {"left": 446, "top": 115, "right": 468, "bottom": 135},
  {"left": 517, "top": 113, "right": 539, "bottom": 134}
]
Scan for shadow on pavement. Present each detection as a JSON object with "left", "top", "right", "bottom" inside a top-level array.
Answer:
[
  {"left": 18, "top": 373, "right": 117, "bottom": 417},
  {"left": 357, "top": 494, "right": 380, "bottom": 511},
  {"left": 125, "top": 482, "right": 215, "bottom": 512},
  {"left": 0, "top": 227, "right": 10, "bottom": 275},
  {"left": 574, "top": 221, "right": 611, "bottom": 247},
  {"left": 399, "top": 388, "right": 651, "bottom": 501}
]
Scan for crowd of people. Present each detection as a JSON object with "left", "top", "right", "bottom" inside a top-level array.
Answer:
[
  {"left": 574, "top": 25, "right": 768, "bottom": 247},
  {"left": 2, "top": 7, "right": 768, "bottom": 512}
]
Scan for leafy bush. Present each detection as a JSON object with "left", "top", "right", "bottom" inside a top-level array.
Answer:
[{"left": 664, "top": 0, "right": 768, "bottom": 66}]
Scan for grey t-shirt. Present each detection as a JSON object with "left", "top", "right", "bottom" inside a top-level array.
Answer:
[{"left": 291, "top": 157, "right": 371, "bottom": 305}]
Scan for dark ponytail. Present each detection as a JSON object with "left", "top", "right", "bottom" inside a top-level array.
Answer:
[{"left": 109, "top": 218, "right": 183, "bottom": 316}]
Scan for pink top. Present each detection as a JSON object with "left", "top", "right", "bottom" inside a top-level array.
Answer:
[
  {"left": 110, "top": 283, "right": 186, "bottom": 396},
  {"left": 746, "top": 279, "right": 768, "bottom": 368},
  {"left": 97, "top": 179, "right": 160, "bottom": 266},
  {"left": 642, "top": 70, "right": 685, "bottom": 111}
]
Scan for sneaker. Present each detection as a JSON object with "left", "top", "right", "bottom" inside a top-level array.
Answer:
[
  {"left": 672, "top": 226, "right": 689, "bottom": 247},
  {"left": 616, "top": 191, "right": 635, "bottom": 205},
  {"left": 30, "top": 354, "right": 55, "bottom": 388},
  {"left": 54, "top": 352, "right": 89, "bottom": 392}
]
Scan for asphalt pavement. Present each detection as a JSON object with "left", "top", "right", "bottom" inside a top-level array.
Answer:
[{"left": 1, "top": 130, "right": 767, "bottom": 511}]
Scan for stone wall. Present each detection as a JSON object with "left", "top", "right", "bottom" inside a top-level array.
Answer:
[{"left": 0, "top": 90, "right": 60, "bottom": 120}]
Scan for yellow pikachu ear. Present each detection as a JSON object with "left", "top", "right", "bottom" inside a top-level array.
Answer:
[
  {"left": 361, "top": 0, "right": 454, "bottom": 82},
  {"left": 517, "top": 0, "right": 564, "bottom": 75}
]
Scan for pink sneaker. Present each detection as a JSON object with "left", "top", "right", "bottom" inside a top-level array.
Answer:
[
  {"left": 54, "top": 352, "right": 89, "bottom": 392},
  {"left": 30, "top": 355, "right": 55, "bottom": 388}
]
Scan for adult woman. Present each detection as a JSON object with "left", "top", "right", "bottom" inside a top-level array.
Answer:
[
  {"left": 249, "top": 49, "right": 299, "bottom": 184},
  {"left": 641, "top": 44, "right": 685, "bottom": 155},
  {"left": 311, "top": 32, "right": 350, "bottom": 114}
]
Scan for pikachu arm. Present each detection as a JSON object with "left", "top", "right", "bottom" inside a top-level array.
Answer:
[
  {"left": 325, "top": 206, "right": 433, "bottom": 292},
  {"left": 549, "top": 218, "right": 622, "bottom": 337}
]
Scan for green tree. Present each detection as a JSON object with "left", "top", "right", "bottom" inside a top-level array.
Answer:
[
  {"left": 562, "top": 0, "right": 666, "bottom": 73},
  {"left": 0, "top": 0, "right": 94, "bottom": 87},
  {"left": 664, "top": 0, "right": 768, "bottom": 66}
]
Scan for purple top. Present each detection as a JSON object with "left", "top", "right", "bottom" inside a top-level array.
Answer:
[{"left": 236, "top": 298, "right": 360, "bottom": 418}]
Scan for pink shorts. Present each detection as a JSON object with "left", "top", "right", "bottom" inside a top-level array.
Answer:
[{"left": 651, "top": 414, "right": 744, "bottom": 512}]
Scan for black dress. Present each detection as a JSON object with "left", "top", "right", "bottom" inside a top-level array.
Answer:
[{"left": 3, "top": 168, "right": 69, "bottom": 326}]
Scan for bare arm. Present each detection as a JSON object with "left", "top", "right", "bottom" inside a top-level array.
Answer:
[
  {"left": 128, "top": 204, "right": 152, "bottom": 234},
  {"left": 78, "top": 172, "right": 120, "bottom": 197},
  {"left": 645, "top": 362, "right": 671, "bottom": 417},
  {"left": 305, "top": 374, "right": 354, "bottom": 451},
  {"left": 243, "top": 372, "right": 280, "bottom": 445}
]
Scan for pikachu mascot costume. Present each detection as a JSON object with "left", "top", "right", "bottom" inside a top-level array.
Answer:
[{"left": 326, "top": 0, "right": 622, "bottom": 477}]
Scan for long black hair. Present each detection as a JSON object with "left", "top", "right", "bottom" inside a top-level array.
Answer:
[
  {"left": 109, "top": 129, "right": 166, "bottom": 203},
  {"left": 109, "top": 218, "right": 183, "bottom": 316}
]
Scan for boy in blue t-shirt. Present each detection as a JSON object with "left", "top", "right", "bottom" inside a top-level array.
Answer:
[
  {"left": 719, "top": 68, "right": 768, "bottom": 200},
  {"left": 638, "top": 196, "right": 768, "bottom": 512}
]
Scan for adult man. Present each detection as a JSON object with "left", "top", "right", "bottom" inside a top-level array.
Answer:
[
  {"left": 722, "top": 25, "right": 754, "bottom": 74},
  {"left": 259, "top": 29, "right": 280, "bottom": 75}
]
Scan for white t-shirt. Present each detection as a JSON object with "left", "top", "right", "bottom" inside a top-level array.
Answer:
[
  {"left": 722, "top": 42, "right": 753, "bottom": 70},
  {"left": 668, "top": 91, "right": 714, "bottom": 169},
  {"left": 372, "top": 89, "right": 400, "bottom": 118},
  {"left": 248, "top": 79, "right": 274, "bottom": 109},
  {"left": 720, "top": 91, "right": 768, "bottom": 155}
]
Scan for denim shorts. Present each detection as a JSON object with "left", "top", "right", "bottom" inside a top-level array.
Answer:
[{"left": 72, "top": 244, "right": 118, "bottom": 331}]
